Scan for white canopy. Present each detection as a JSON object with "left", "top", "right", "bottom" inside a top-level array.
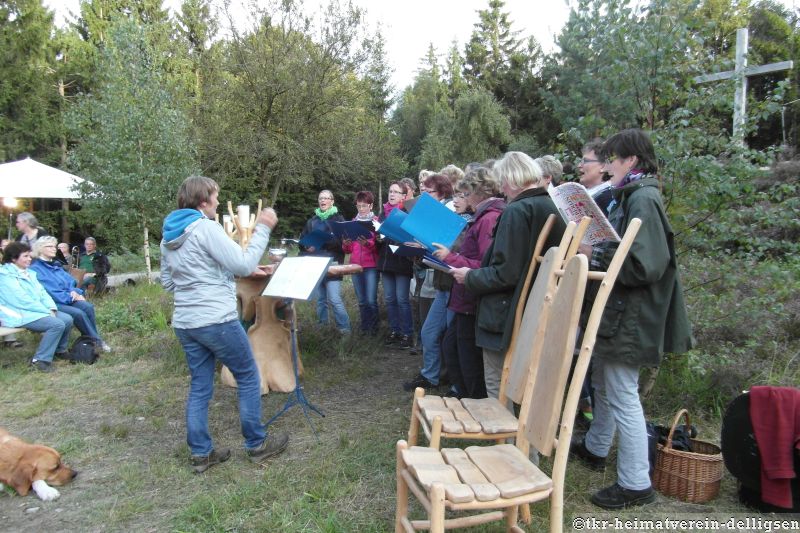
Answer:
[{"left": 0, "top": 157, "right": 90, "bottom": 199}]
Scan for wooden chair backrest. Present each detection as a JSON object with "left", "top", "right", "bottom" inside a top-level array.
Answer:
[
  {"left": 500, "top": 216, "right": 591, "bottom": 403},
  {"left": 503, "top": 246, "right": 560, "bottom": 404},
  {"left": 521, "top": 254, "right": 588, "bottom": 456}
]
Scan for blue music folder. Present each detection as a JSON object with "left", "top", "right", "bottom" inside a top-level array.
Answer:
[
  {"left": 330, "top": 220, "right": 373, "bottom": 241},
  {"left": 378, "top": 208, "right": 416, "bottom": 244},
  {"left": 400, "top": 192, "right": 468, "bottom": 251},
  {"left": 298, "top": 229, "right": 334, "bottom": 249},
  {"left": 390, "top": 244, "right": 427, "bottom": 257}
]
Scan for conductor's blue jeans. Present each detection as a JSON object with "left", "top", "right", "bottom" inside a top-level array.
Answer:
[{"left": 175, "top": 320, "right": 266, "bottom": 456}]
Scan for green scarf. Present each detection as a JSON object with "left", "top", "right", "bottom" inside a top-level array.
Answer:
[{"left": 315, "top": 205, "right": 339, "bottom": 220}]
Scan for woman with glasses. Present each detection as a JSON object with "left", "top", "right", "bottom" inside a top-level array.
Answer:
[
  {"left": 402, "top": 173, "right": 456, "bottom": 391},
  {"left": 578, "top": 139, "right": 614, "bottom": 213},
  {"left": 342, "top": 191, "right": 379, "bottom": 334},
  {"left": 376, "top": 181, "right": 413, "bottom": 348},
  {"left": 299, "top": 190, "right": 352, "bottom": 334},
  {"left": 0, "top": 242, "right": 74, "bottom": 372},
  {"left": 571, "top": 129, "right": 692, "bottom": 510},
  {"left": 433, "top": 166, "right": 506, "bottom": 399},
  {"left": 29, "top": 236, "right": 111, "bottom": 352}
]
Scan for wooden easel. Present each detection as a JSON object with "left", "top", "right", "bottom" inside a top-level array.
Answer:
[{"left": 218, "top": 200, "right": 301, "bottom": 395}]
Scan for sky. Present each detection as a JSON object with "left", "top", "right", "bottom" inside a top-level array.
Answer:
[
  {"left": 44, "top": 0, "right": 573, "bottom": 93},
  {"left": 44, "top": 0, "right": 798, "bottom": 95}
]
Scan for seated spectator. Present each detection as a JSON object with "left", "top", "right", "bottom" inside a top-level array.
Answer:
[
  {"left": 0, "top": 242, "right": 74, "bottom": 372},
  {"left": 30, "top": 237, "right": 111, "bottom": 353},
  {"left": 0, "top": 239, "right": 23, "bottom": 348},
  {"left": 55, "top": 242, "right": 73, "bottom": 269},
  {"left": 79, "top": 237, "right": 111, "bottom": 294},
  {"left": 15, "top": 212, "right": 49, "bottom": 246}
]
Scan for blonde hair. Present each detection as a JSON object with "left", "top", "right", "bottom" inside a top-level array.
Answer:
[
  {"left": 31, "top": 235, "right": 58, "bottom": 258},
  {"left": 438, "top": 164, "right": 464, "bottom": 187},
  {"left": 494, "top": 152, "right": 544, "bottom": 190}
]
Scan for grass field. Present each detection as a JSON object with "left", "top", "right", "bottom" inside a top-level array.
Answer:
[{"left": 0, "top": 280, "right": 773, "bottom": 532}]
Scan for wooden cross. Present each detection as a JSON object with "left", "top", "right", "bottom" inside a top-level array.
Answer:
[{"left": 694, "top": 28, "right": 793, "bottom": 144}]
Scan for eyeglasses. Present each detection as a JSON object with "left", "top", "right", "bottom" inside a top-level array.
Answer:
[
  {"left": 356, "top": 203, "right": 372, "bottom": 209},
  {"left": 318, "top": 196, "right": 333, "bottom": 201},
  {"left": 454, "top": 192, "right": 472, "bottom": 199},
  {"left": 420, "top": 187, "right": 433, "bottom": 193},
  {"left": 388, "top": 189, "right": 403, "bottom": 194},
  {"left": 42, "top": 244, "right": 56, "bottom": 248},
  {"left": 580, "top": 158, "right": 601, "bottom": 164}
]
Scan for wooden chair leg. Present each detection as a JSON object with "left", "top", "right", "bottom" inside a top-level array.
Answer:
[
  {"left": 430, "top": 415, "right": 443, "bottom": 449},
  {"left": 396, "top": 440, "right": 409, "bottom": 533},
  {"left": 408, "top": 388, "right": 425, "bottom": 446},
  {"left": 505, "top": 503, "right": 519, "bottom": 531},
  {"left": 429, "top": 483, "right": 446, "bottom": 533}
]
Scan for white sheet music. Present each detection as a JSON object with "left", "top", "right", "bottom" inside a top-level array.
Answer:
[{"left": 262, "top": 256, "right": 332, "bottom": 300}]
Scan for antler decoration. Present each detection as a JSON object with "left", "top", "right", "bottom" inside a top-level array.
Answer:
[{"left": 225, "top": 199, "right": 263, "bottom": 249}]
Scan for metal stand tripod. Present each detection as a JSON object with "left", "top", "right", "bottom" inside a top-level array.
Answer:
[{"left": 266, "top": 299, "right": 324, "bottom": 434}]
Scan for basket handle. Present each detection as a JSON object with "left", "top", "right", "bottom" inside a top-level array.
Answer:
[{"left": 664, "top": 409, "right": 691, "bottom": 451}]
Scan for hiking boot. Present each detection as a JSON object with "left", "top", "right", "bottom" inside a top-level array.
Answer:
[
  {"left": 30, "top": 359, "right": 55, "bottom": 373},
  {"left": 590, "top": 483, "right": 655, "bottom": 509},
  {"left": 398, "top": 335, "right": 412, "bottom": 349},
  {"left": 247, "top": 432, "right": 289, "bottom": 463},
  {"left": 402, "top": 373, "right": 438, "bottom": 392},
  {"left": 384, "top": 332, "right": 400, "bottom": 346},
  {"left": 53, "top": 351, "right": 69, "bottom": 360},
  {"left": 190, "top": 447, "right": 231, "bottom": 474},
  {"left": 570, "top": 437, "right": 606, "bottom": 471}
]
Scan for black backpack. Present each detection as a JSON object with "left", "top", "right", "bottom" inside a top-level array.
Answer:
[{"left": 66, "top": 336, "right": 101, "bottom": 364}]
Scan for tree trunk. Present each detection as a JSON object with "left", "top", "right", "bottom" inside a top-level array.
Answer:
[{"left": 143, "top": 225, "right": 152, "bottom": 283}]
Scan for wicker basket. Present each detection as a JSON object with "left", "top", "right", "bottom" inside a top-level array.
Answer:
[{"left": 653, "top": 409, "right": 723, "bottom": 503}]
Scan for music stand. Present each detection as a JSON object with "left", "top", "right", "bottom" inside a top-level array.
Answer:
[{"left": 262, "top": 256, "right": 331, "bottom": 434}]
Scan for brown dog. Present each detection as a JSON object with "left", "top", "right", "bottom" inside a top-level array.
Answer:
[{"left": 0, "top": 427, "right": 77, "bottom": 501}]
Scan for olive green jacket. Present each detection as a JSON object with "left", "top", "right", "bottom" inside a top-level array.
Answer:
[
  {"left": 584, "top": 177, "right": 693, "bottom": 367},
  {"left": 465, "top": 188, "right": 565, "bottom": 352}
]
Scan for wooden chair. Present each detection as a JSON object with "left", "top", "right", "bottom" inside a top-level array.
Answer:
[
  {"left": 395, "top": 254, "right": 588, "bottom": 533},
  {"left": 395, "top": 219, "right": 643, "bottom": 532},
  {"left": 407, "top": 217, "right": 589, "bottom": 450}
]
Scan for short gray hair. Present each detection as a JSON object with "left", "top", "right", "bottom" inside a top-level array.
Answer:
[
  {"left": 17, "top": 212, "right": 38, "bottom": 227},
  {"left": 535, "top": 155, "right": 563, "bottom": 185},
  {"left": 31, "top": 235, "right": 57, "bottom": 258}
]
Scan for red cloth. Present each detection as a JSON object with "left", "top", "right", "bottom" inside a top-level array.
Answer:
[{"left": 749, "top": 386, "right": 800, "bottom": 508}]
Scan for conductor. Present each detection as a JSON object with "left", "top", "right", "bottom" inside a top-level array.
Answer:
[{"left": 160, "top": 176, "right": 289, "bottom": 473}]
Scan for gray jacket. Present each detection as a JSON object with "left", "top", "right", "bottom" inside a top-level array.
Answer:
[{"left": 160, "top": 218, "right": 271, "bottom": 329}]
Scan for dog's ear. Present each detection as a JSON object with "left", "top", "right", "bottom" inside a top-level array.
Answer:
[{"left": 7, "top": 462, "right": 35, "bottom": 496}]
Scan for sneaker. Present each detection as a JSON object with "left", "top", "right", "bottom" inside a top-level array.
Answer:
[
  {"left": 4, "top": 340, "right": 23, "bottom": 348},
  {"left": 247, "top": 432, "right": 289, "bottom": 463},
  {"left": 590, "top": 483, "right": 655, "bottom": 509},
  {"left": 398, "top": 335, "right": 412, "bottom": 349},
  {"left": 569, "top": 437, "right": 606, "bottom": 471},
  {"left": 402, "top": 373, "right": 438, "bottom": 392},
  {"left": 30, "top": 359, "right": 55, "bottom": 373},
  {"left": 190, "top": 447, "right": 231, "bottom": 474},
  {"left": 384, "top": 332, "right": 400, "bottom": 346},
  {"left": 101, "top": 342, "right": 112, "bottom": 353}
]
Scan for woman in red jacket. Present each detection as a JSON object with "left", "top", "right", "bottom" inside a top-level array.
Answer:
[{"left": 342, "top": 191, "right": 380, "bottom": 334}]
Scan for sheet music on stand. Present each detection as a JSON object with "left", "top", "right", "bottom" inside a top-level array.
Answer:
[
  {"left": 262, "top": 256, "right": 331, "bottom": 435},
  {"left": 263, "top": 256, "right": 331, "bottom": 300}
]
